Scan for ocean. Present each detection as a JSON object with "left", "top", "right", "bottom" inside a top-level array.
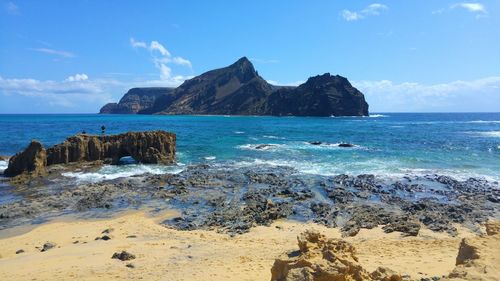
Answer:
[{"left": 0, "top": 113, "right": 499, "bottom": 184}]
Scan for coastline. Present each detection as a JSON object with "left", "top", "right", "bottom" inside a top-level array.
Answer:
[{"left": 0, "top": 209, "right": 497, "bottom": 281}]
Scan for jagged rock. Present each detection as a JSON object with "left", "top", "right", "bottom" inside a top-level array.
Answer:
[
  {"left": 100, "top": 87, "right": 174, "bottom": 114},
  {"left": 270, "top": 230, "right": 402, "bottom": 281},
  {"left": 100, "top": 57, "right": 369, "bottom": 117},
  {"left": 4, "top": 141, "right": 47, "bottom": 177},
  {"left": 4, "top": 131, "right": 176, "bottom": 177},
  {"left": 112, "top": 251, "right": 136, "bottom": 261}
]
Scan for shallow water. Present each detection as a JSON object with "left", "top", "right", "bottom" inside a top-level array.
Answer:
[{"left": 0, "top": 113, "right": 499, "bottom": 182}]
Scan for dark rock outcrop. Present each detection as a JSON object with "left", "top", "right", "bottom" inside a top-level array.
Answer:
[
  {"left": 100, "top": 87, "right": 175, "bottom": 114},
  {"left": 100, "top": 57, "right": 369, "bottom": 116},
  {"left": 4, "top": 141, "right": 47, "bottom": 177},
  {"left": 112, "top": 251, "right": 136, "bottom": 261},
  {"left": 4, "top": 131, "right": 176, "bottom": 177}
]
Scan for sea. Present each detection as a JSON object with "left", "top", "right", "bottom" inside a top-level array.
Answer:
[{"left": 0, "top": 113, "right": 499, "bottom": 185}]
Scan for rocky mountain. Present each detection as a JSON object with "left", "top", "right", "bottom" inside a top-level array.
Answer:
[
  {"left": 100, "top": 87, "right": 175, "bottom": 114},
  {"left": 100, "top": 57, "right": 369, "bottom": 116}
]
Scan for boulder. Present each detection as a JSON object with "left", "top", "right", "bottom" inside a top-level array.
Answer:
[
  {"left": 4, "top": 141, "right": 47, "bottom": 177},
  {"left": 270, "top": 230, "right": 402, "bottom": 281},
  {"left": 5, "top": 131, "right": 176, "bottom": 177}
]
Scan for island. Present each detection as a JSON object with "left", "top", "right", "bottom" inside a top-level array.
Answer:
[{"left": 100, "top": 57, "right": 369, "bottom": 116}]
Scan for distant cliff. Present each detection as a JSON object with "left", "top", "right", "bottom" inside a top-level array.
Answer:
[
  {"left": 100, "top": 87, "right": 175, "bottom": 114},
  {"left": 100, "top": 57, "right": 369, "bottom": 116}
]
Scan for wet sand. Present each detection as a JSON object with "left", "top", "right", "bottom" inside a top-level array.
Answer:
[{"left": 0, "top": 210, "right": 497, "bottom": 281}]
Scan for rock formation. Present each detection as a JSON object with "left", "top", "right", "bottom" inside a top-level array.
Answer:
[
  {"left": 100, "top": 57, "right": 369, "bottom": 117},
  {"left": 100, "top": 87, "right": 175, "bottom": 114},
  {"left": 4, "top": 141, "right": 47, "bottom": 177},
  {"left": 270, "top": 230, "right": 401, "bottom": 281},
  {"left": 4, "top": 131, "right": 176, "bottom": 177}
]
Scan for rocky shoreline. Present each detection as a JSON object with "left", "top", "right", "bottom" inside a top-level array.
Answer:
[{"left": 1, "top": 163, "right": 498, "bottom": 238}]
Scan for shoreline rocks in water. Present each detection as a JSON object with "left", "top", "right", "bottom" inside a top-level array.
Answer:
[
  {"left": 4, "top": 131, "right": 176, "bottom": 177},
  {"left": 0, "top": 163, "right": 497, "bottom": 239}
]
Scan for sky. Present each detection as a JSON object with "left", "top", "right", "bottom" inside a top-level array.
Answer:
[{"left": 0, "top": 0, "right": 499, "bottom": 113}]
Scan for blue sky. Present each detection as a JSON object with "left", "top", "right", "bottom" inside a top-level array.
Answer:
[{"left": 0, "top": 0, "right": 499, "bottom": 113}]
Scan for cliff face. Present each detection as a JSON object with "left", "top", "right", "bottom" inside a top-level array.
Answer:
[
  {"left": 100, "top": 88, "right": 175, "bottom": 114},
  {"left": 100, "top": 57, "right": 369, "bottom": 116},
  {"left": 4, "top": 131, "right": 176, "bottom": 177}
]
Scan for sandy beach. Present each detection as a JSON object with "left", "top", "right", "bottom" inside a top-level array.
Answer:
[{"left": 0, "top": 210, "right": 497, "bottom": 281}]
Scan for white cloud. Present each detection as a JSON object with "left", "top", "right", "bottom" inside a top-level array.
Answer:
[
  {"left": 29, "top": 48, "right": 75, "bottom": 58},
  {"left": 342, "top": 10, "right": 363, "bottom": 21},
  {"left": 129, "top": 38, "right": 147, "bottom": 49},
  {"left": 362, "top": 3, "right": 388, "bottom": 15},
  {"left": 342, "top": 3, "right": 388, "bottom": 21},
  {"left": 266, "top": 80, "right": 305, "bottom": 86},
  {"left": 130, "top": 38, "right": 192, "bottom": 81},
  {"left": 65, "top": 73, "right": 88, "bottom": 82},
  {"left": 150, "top": 41, "right": 171, "bottom": 57},
  {"left": 172, "top": 56, "right": 192, "bottom": 68},
  {"left": 353, "top": 76, "right": 500, "bottom": 112},
  {"left": 0, "top": 75, "right": 112, "bottom": 110},
  {"left": 5, "top": 2, "right": 19, "bottom": 14},
  {"left": 452, "top": 2, "right": 486, "bottom": 13}
]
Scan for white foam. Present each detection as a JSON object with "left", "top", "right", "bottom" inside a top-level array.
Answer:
[
  {"left": 204, "top": 156, "right": 216, "bottom": 160},
  {"left": 234, "top": 131, "right": 245, "bottom": 134},
  {"left": 227, "top": 158, "right": 499, "bottom": 182},
  {"left": 237, "top": 144, "right": 283, "bottom": 151},
  {"left": 368, "top": 114, "right": 389, "bottom": 118},
  {"left": 477, "top": 131, "right": 500, "bottom": 138},
  {"left": 62, "top": 164, "right": 185, "bottom": 183},
  {"left": 263, "top": 135, "right": 285, "bottom": 139},
  {"left": 0, "top": 160, "right": 8, "bottom": 173},
  {"left": 467, "top": 120, "right": 500, "bottom": 124}
]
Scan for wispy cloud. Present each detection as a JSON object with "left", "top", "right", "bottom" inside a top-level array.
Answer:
[
  {"left": 442, "top": 2, "right": 489, "bottom": 18},
  {"left": 0, "top": 74, "right": 112, "bottom": 109},
  {"left": 28, "top": 48, "right": 76, "bottom": 58},
  {"left": 452, "top": 2, "right": 487, "bottom": 13},
  {"left": 341, "top": 3, "right": 388, "bottom": 21},
  {"left": 0, "top": 72, "right": 193, "bottom": 112},
  {"left": 266, "top": 80, "right": 304, "bottom": 86},
  {"left": 65, "top": 73, "right": 88, "bottom": 82},
  {"left": 4, "top": 1, "right": 19, "bottom": 15},
  {"left": 354, "top": 76, "right": 500, "bottom": 112},
  {"left": 130, "top": 38, "right": 192, "bottom": 81}
]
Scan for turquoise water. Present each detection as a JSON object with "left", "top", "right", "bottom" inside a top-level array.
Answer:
[{"left": 0, "top": 113, "right": 499, "bottom": 181}]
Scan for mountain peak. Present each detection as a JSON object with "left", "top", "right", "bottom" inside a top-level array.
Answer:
[{"left": 228, "top": 56, "right": 257, "bottom": 82}]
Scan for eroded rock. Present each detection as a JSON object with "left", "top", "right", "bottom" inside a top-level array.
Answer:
[
  {"left": 270, "top": 230, "right": 402, "bottom": 281},
  {"left": 4, "top": 141, "right": 47, "bottom": 177},
  {"left": 4, "top": 131, "right": 176, "bottom": 177}
]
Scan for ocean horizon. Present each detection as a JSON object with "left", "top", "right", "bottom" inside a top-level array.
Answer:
[{"left": 1, "top": 112, "right": 499, "bottom": 184}]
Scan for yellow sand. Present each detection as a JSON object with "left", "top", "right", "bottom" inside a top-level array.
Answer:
[{"left": 0, "top": 210, "right": 491, "bottom": 281}]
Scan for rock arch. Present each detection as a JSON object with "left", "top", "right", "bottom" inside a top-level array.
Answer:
[{"left": 4, "top": 131, "right": 176, "bottom": 177}]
